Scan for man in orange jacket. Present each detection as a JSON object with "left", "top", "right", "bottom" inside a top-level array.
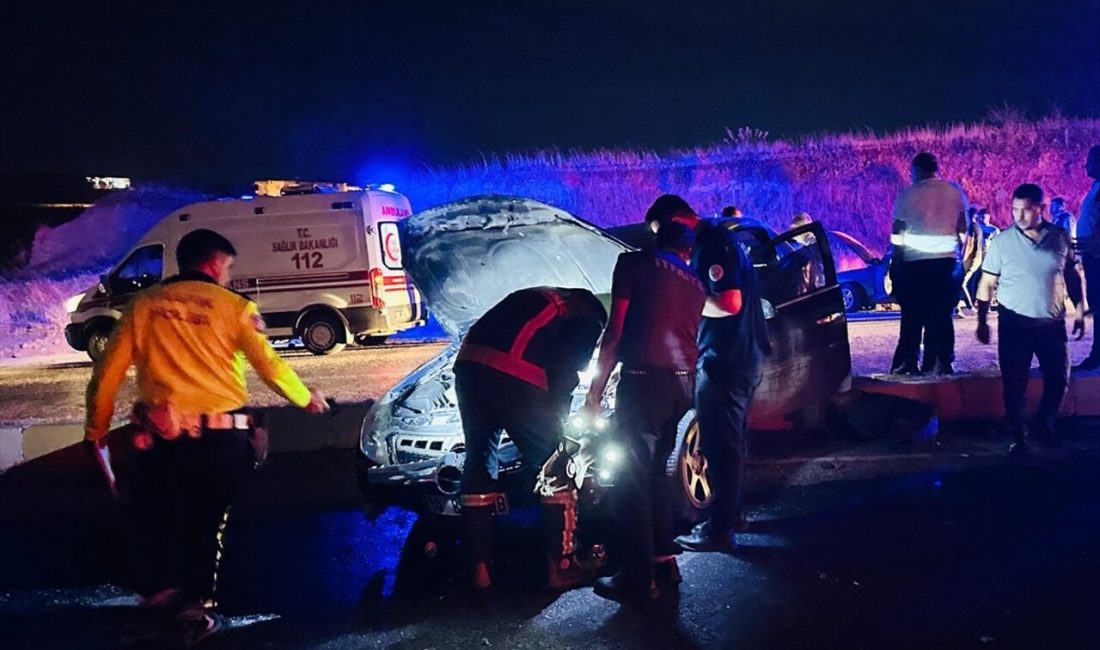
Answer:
[{"left": 86, "top": 228, "right": 328, "bottom": 646}]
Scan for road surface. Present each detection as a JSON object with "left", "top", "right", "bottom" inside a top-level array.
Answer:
[
  {"left": 1, "top": 432, "right": 1098, "bottom": 649},
  {"left": 0, "top": 343, "right": 447, "bottom": 424},
  {"left": 4, "top": 318, "right": 1096, "bottom": 425}
]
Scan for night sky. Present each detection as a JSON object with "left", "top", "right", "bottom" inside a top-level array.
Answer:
[{"left": 4, "top": 0, "right": 1099, "bottom": 185}]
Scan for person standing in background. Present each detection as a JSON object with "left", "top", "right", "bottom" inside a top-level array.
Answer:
[
  {"left": 1072, "top": 145, "right": 1100, "bottom": 371},
  {"left": 975, "top": 184, "right": 1086, "bottom": 455},
  {"left": 1050, "top": 197, "right": 1077, "bottom": 240},
  {"left": 888, "top": 152, "right": 970, "bottom": 375}
]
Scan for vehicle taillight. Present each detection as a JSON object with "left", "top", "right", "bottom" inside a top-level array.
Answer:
[{"left": 369, "top": 268, "right": 386, "bottom": 308}]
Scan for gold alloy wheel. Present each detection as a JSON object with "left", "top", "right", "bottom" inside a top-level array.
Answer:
[{"left": 680, "top": 420, "right": 714, "bottom": 510}]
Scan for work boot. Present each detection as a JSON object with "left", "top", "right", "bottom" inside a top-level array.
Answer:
[
  {"left": 178, "top": 608, "right": 225, "bottom": 648},
  {"left": 890, "top": 363, "right": 921, "bottom": 376},
  {"left": 676, "top": 521, "right": 736, "bottom": 554},
  {"left": 471, "top": 561, "right": 492, "bottom": 590},
  {"left": 540, "top": 488, "right": 592, "bottom": 590},
  {"left": 461, "top": 500, "right": 497, "bottom": 589},
  {"left": 593, "top": 572, "right": 659, "bottom": 605},
  {"left": 546, "top": 551, "right": 603, "bottom": 591}
]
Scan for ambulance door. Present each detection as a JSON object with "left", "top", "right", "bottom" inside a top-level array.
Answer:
[{"left": 363, "top": 193, "right": 422, "bottom": 326}]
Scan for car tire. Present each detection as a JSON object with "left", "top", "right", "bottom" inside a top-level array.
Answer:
[
  {"left": 665, "top": 410, "right": 714, "bottom": 530},
  {"left": 299, "top": 311, "right": 347, "bottom": 355},
  {"left": 354, "top": 334, "right": 390, "bottom": 347},
  {"left": 85, "top": 322, "right": 114, "bottom": 363},
  {"left": 840, "top": 283, "right": 865, "bottom": 312}
]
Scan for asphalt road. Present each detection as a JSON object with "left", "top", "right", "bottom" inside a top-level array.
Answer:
[
  {"left": 2, "top": 431, "right": 1099, "bottom": 649},
  {"left": 0, "top": 343, "right": 447, "bottom": 424},
  {"left": 6, "top": 317, "right": 1097, "bottom": 425}
]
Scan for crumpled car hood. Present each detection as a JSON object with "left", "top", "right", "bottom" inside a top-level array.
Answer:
[{"left": 399, "top": 195, "right": 629, "bottom": 338}]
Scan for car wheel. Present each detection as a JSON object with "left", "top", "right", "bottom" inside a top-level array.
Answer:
[
  {"left": 300, "top": 311, "right": 347, "bottom": 355},
  {"left": 840, "top": 283, "right": 865, "bottom": 312},
  {"left": 666, "top": 410, "right": 714, "bottom": 528},
  {"left": 354, "top": 334, "right": 390, "bottom": 346},
  {"left": 86, "top": 323, "right": 114, "bottom": 363}
]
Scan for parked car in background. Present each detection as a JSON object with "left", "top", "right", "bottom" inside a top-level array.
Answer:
[
  {"left": 830, "top": 231, "right": 894, "bottom": 312},
  {"left": 357, "top": 196, "right": 852, "bottom": 526}
]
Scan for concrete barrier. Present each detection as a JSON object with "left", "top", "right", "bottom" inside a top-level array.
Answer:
[
  {"left": 0, "top": 401, "right": 373, "bottom": 472},
  {"left": 4, "top": 370, "right": 1098, "bottom": 472},
  {"left": 855, "top": 370, "right": 1098, "bottom": 419}
]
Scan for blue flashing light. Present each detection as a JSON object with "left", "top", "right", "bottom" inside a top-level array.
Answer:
[
  {"left": 240, "top": 194, "right": 254, "bottom": 200},
  {"left": 378, "top": 183, "right": 396, "bottom": 193}
]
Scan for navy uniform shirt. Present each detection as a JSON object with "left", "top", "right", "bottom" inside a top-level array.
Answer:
[
  {"left": 457, "top": 287, "right": 607, "bottom": 399},
  {"left": 612, "top": 249, "right": 706, "bottom": 371},
  {"left": 692, "top": 220, "right": 772, "bottom": 364}
]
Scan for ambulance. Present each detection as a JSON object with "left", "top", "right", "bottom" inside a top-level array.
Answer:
[{"left": 64, "top": 187, "right": 426, "bottom": 361}]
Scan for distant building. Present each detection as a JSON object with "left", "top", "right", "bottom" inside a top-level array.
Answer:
[{"left": 86, "top": 176, "right": 131, "bottom": 191}]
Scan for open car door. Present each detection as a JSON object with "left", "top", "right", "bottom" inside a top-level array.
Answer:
[{"left": 728, "top": 222, "right": 852, "bottom": 428}]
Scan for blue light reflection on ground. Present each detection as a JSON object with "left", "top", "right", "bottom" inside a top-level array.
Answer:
[
  {"left": 315, "top": 508, "right": 419, "bottom": 601},
  {"left": 225, "top": 506, "right": 421, "bottom": 615}
]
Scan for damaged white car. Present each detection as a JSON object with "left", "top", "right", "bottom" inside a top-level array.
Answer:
[{"left": 357, "top": 196, "right": 851, "bottom": 524}]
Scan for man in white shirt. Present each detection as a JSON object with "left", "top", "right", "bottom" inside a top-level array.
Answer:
[
  {"left": 889, "top": 152, "right": 969, "bottom": 375},
  {"left": 976, "top": 184, "right": 1086, "bottom": 456},
  {"left": 1072, "top": 145, "right": 1100, "bottom": 371}
]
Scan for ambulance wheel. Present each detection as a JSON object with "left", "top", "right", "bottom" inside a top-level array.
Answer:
[
  {"left": 300, "top": 311, "right": 347, "bottom": 356},
  {"left": 86, "top": 323, "right": 113, "bottom": 363},
  {"left": 666, "top": 410, "right": 714, "bottom": 529}
]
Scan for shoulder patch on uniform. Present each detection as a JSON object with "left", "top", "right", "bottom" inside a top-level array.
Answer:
[
  {"left": 251, "top": 313, "right": 266, "bottom": 333},
  {"left": 708, "top": 264, "right": 725, "bottom": 282}
]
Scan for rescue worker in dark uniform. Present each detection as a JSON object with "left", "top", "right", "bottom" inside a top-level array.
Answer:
[
  {"left": 642, "top": 195, "right": 771, "bottom": 553},
  {"left": 455, "top": 286, "right": 607, "bottom": 590},
  {"left": 85, "top": 229, "right": 329, "bottom": 646},
  {"left": 583, "top": 221, "right": 705, "bottom": 603}
]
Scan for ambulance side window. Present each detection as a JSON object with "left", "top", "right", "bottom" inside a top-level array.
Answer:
[{"left": 110, "top": 244, "right": 164, "bottom": 294}]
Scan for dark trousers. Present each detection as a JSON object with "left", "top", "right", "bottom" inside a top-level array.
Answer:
[
  {"left": 891, "top": 258, "right": 961, "bottom": 372},
  {"left": 125, "top": 429, "right": 255, "bottom": 607},
  {"left": 613, "top": 370, "right": 695, "bottom": 585},
  {"left": 1084, "top": 253, "right": 1100, "bottom": 360},
  {"left": 695, "top": 353, "right": 763, "bottom": 535},
  {"left": 998, "top": 308, "right": 1069, "bottom": 440},
  {"left": 455, "top": 362, "right": 568, "bottom": 562}
]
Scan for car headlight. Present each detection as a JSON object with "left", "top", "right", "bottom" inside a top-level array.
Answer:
[
  {"left": 602, "top": 443, "right": 622, "bottom": 464},
  {"left": 64, "top": 293, "right": 84, "bottom": 314},
  {"left": 359, "top": 400, "right": 392, "bottom": 464},
  {"left": 567, "top": 412, "right": 609, "bottom": 435}
]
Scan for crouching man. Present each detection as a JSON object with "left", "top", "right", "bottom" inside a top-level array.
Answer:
[
  {"left": 455, "top": 286, "right": 607, "bottom": 590},
  {"left": 976, "top": 184, "right": 1087, "bottom": 455}
]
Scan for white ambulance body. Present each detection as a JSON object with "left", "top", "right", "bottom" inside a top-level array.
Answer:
[{"left": 65, "top": 188, "right": 425, "bottom": 360}]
